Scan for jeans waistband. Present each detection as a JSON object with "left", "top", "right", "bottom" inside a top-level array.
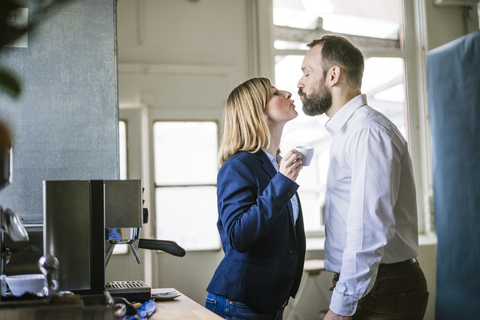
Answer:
[{"left": 378, "top": 258, "right": 417, "bottom": 274}]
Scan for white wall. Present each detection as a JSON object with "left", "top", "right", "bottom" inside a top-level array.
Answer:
[
  {"left": 116, "top": 0, "right": 252, "bottom": 72},
  {"left": 424, "top": 0, "right": 479, "bottom": 50},
  {"left": 108, "top": 0, "right": 254, "bottom": 307},
  {"left": 108, "top": 1, "right": 479, "bottom": 320}
]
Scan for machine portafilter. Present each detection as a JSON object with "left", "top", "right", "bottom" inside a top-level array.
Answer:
[
  {"left": 105, "top": 208, "right": 185, "bottom": 265},
  {"left": 38, "top": 255, "right": 59, "bottom": 297}
]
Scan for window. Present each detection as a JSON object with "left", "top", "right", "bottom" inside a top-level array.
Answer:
[
  {"left": 153, "top": 121, "right": 220, "bottom": 251},
  {"left": 119, "top": 120, "right": 127, "bottom": 180},
  {"left": 272, "top": 0, "right": 425, "bottom": 236},
  {"left": 114, "top": 119, "right": 129, "bottom": 255}
]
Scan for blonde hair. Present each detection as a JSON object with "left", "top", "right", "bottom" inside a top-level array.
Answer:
[{"left": 218, "top": 77, "right": 272, "bottom": 166}]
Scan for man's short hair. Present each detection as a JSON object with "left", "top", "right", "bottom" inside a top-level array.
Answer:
[{"left": 308, "top": 35, "right": 364, "bottom": 88}]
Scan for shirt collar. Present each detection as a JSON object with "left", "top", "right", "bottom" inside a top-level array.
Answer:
[
  {"left": 325, "top": 94, "right": 367, "bottom": 136},
  {"left": 262, "top": 149, "right": 282, "bottom": 171}
]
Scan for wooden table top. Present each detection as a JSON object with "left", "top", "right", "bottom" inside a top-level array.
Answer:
[{"left": 149, "top": 288, "right": 222, "bottom": 320}]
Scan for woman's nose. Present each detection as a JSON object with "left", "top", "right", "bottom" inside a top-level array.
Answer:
[{"left": 283, "top": 91, "right": 292, "bottom": 99}]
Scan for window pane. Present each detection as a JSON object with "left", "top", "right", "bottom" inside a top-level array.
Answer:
[
  {"left": 273, "top": 0, "right": 402, "bottom": 50},
  {"left": 275, "top": 55, "right": 331, "bottom": 234},
  {"left": 275, "top": 55, "right": 408, "bottom": 234},
  {"left": 156, "top": 186, "right": 220, "bottom": 251},
  {"left": 363, "top": 57, "right": 407, "bottom": 138},
  {"left": 153, "top": 122, "right": 217, "bottom": 185},
  {"left": 114, "top": 120, "right": 129, "bottom": 254},
  {"left": 119, "top": 120, "right": 127, "bottom": 180},
  {"left": 153, "top": 121, "right": 220, "bottom": 251}
]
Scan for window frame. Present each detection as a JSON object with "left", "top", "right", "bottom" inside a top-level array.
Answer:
[
  {"left": 268, "top": 0, "right": 433, "bottom": 239},
  {"left": 113, "top": 118, "right": 130, "bottom": 255},
  {"left": 152, "top": 119, "right": 221, "bottom": 251},
  {"left": 119, "top": 119, "right": 129, "bottom": 180}
]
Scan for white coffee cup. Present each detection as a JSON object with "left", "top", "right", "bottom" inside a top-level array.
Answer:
[
  {"left": 6, "top": 274, "right": 59, "bottom": 296},
  {"left": 6, "top": 274, "right": 44, "bottom": 296},
  {"left": 294, "top": 146, "right": 314, "bottom": 166}
]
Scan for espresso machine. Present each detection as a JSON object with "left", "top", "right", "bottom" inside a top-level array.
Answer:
[
  {"left": 0, "top": 122, "right": 30, "bottom": 301},
  {"left": 43, "top": 179, "right": 185, "bottom": 300}
]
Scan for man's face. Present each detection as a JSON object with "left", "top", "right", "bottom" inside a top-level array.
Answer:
[{"left": 297, "top": 45, "right": 332, "bottom": 116}]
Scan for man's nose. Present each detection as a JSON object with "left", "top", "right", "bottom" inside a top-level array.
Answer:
[{"left": 297, "top": 78, "right": 304, "bottom": 89}]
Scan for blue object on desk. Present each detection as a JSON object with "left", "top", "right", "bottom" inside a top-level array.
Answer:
[{"left": 122, "top": 300, "right": 156, "bottom": 320}]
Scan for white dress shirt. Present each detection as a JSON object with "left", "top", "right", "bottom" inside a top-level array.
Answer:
[{"left": 324, "top": 94, "right": 419, "bottom": 316}]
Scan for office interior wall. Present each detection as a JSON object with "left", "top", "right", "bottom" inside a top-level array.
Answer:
[{"left": 0, "top": 0, "right": 119, "bottom": 224}]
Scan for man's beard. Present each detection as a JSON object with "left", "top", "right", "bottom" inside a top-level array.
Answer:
[{"left": 298, "top": 85, "right": 332, "bottom": 116}]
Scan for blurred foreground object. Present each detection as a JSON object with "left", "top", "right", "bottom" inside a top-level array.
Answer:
[{"left": 0, "top": 121, "right": 12, "bottom": 190}]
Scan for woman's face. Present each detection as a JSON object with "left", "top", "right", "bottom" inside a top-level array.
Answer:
[{"left": 264, "top": 86, "right": 298, "bottom": 125}]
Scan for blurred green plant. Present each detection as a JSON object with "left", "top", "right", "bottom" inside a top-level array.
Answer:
[{"left": 0, "top": 0, "right": 70, "bottom": 98}]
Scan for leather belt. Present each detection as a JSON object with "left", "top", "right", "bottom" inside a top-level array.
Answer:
[{"left": 378, "top": 258, "right": 417, "bottom": 274}]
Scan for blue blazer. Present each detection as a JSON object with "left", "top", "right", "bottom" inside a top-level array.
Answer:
[{"left": 206, "top": 150, "right": 306, "bottom": 313}]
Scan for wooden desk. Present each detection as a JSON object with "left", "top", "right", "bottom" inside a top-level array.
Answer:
[{"left": 150, "top": 288, "right": 223, "bottom": 320}]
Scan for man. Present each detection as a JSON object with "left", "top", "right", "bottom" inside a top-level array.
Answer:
[{"left": 297, "top": 35, "right": 428, "bottom": 320}]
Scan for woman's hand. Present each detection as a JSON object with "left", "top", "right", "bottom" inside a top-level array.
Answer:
[{"left": 279, "top": 149, "right": 303, "bottom": 182}]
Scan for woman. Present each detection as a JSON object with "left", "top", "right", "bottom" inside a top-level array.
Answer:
[{"left": 205, "top": 77, "right": 306, "bottom": 320}]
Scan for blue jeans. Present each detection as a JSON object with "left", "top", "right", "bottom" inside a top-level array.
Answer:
[{"left": 205, "top": 292, "right": 285, "bottom": 320}]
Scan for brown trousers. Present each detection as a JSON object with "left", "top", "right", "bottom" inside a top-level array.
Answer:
[{"left": 353, "top": 262, "right": 429, "bottom": 320}]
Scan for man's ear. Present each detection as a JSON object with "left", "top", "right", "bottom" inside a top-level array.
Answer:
[{"left": 328, "top": 66, "right": 341, "bottom": 86}]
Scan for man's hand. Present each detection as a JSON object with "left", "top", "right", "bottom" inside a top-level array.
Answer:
[
  {"left": 323, "top": 310, "right": 352, "bottom": 320},
  {"left": 329, "top": 277, "right": 337, "bottom": 291}
]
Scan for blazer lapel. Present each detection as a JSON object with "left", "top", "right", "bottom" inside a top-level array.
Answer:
[
  {"left": 290, "top": 193, "right": 305, "bottom": 245},
  {"left": 253, "top": 150, "right": 277, "bottom": 178},
  {"left": 255, "top": 151, "right": 301, "bottom": 245},
  {"left": 296, "top": 195, "right": 306, "bottom": 252}
]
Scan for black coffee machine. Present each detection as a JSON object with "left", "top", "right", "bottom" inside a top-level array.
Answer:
[{"left": 43, "top": 179, "right": 185, "bottom": 300}]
